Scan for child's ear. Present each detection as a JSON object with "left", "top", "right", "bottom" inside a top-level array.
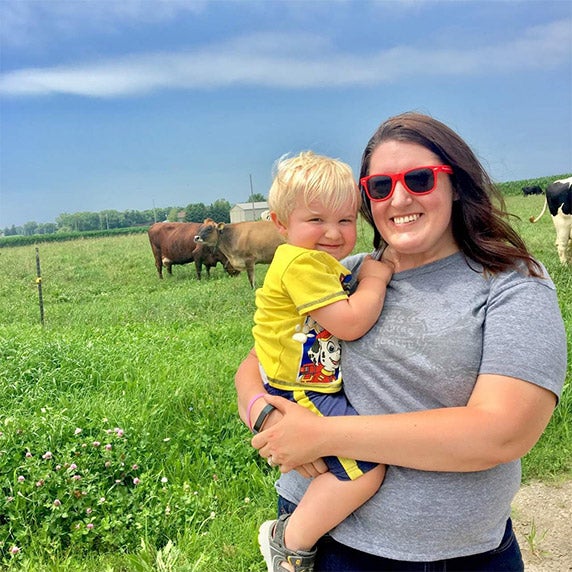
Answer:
[{"left": 270, "top": 212, "right": 288, "bottom": 236}]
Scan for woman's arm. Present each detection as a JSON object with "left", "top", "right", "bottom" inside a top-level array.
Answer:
[
  {"left": 235, "top": 347, "right": 328, "bottom": 478},
  {"left": 235, "top": 348, "right": 278, "bottom": 429},
  {"left": 252, "top": 373, "right": 557, "bottom": 473}
]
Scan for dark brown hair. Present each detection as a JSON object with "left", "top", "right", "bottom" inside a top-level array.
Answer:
[{"left": 359, "top": 112, "right": 542, "bottom": 276}]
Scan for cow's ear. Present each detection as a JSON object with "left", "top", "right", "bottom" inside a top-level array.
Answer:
[{"left": 217, "top": 222, "right": 225, "bottom": 231}]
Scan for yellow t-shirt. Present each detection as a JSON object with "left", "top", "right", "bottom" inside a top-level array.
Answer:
[{"left": 253, "top": 244, "right": 350, "bottom": 393}]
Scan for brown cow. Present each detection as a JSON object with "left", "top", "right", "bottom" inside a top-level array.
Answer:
[
  {"left": 148, "top": 222, "right": 238, "bottom": 279},
  {"left": 194, "top": 219, "right": 285, "bottom": 288}
]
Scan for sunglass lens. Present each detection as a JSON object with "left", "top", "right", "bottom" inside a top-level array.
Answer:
[
  {"left": 368, "top": 176, "right": 392, "bottom": 200},
  {"left": 404, "top": 169, "right": 434, "bottom": 193}
]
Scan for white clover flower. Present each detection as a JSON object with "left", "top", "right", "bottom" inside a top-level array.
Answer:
[
  {"left": 53, "top": 499, "right": 61, "bottom": 507},
  {"left": 161, "top": 477, "right": 168, "bottom": 484},
  {"left": 10, "top": 546, "right": 20, "bottom": 555},
  {"left": 17, "top": 476, "right": 25, "bottom": 483},
  {"left": 133, "top": 477, "right": 140, "bottom": 485},
  {"left": 42, "top": 451, "right": 53, "bottom": 460},
  {"left": 74, "top": 428, "right": 82, "bottom": 435}
]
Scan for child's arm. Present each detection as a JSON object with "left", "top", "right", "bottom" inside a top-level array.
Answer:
[{"left": 310, "top": 256, "right": 392, "bottom": 341}]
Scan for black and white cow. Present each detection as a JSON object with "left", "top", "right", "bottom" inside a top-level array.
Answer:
[
  {"left": 529, "top": 176, "right": 572, "bottom": 264},
  {"left": 522, "top": 185, "right": 543, "bottom": 196}
]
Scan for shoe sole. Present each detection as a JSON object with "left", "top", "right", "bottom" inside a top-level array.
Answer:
[{"left": 258, "top": 520, "right": 276, "bottom": 572}]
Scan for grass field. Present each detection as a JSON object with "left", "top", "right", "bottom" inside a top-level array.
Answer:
[{"left": 0, "top": 193, "right": 570, "bottom": 570}]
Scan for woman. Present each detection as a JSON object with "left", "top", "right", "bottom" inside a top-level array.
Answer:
[{"left": 236, "top": 112, "right": 567, "bottom": 571}]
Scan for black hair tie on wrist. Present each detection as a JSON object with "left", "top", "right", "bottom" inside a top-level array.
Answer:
[{"left": 252, "top": 403, "right": 276, "bottom": 434}]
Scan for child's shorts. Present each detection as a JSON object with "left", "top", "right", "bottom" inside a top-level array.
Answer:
[{"left": 265, "top": 385, "right": 378, "bottom": 481}]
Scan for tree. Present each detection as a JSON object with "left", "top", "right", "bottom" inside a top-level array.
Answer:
[
  {"left": 2, "top": 225, "right": 19, "bottom": 236},
  {"left": 184, "top": 203, "right": 208, "bottom": 223},
  {"left": 37, "top": 223, "right": 57, "bottom": 235},
  {"left": 208, "top": 199, "right": 231, "bottom": 223},
  {"left": 23, "top": 221, "right": 39, "bottom": 236},
  {"left": 167, "top": 208, "right": 181, "bottom": 222},
  {"left": 247, "top": 193, "right": 266, "bottom": 202},
  {"left": 56, "top": 213, "right": 76, "bottom": 232}
]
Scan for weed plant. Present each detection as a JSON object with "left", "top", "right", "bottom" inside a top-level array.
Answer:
[{"left": 0, "top": 194, "right": 570, "bottom": 569}]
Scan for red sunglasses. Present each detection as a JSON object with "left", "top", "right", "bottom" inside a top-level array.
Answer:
[{"left": 360, "top": 165, "right": 453, "bottom": 202}]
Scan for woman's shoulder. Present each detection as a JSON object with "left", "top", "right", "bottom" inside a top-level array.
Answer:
[
  {"left": 341, "top": 252, "right": 369, "bottom": 271},
  {"left": 487, "top": 259, "right": 556, "bottom": 294},
  {"left": 439, "top": 253, "right": 556, "bottom": 294}
]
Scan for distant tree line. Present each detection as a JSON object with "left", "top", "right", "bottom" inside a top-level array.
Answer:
[{"left": 1, "top": 197, "right": 266, "bottom": 237}]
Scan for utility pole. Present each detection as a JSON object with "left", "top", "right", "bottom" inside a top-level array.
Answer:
[{"left": 250, "top": 174, "right": 254, "bottom": 221}]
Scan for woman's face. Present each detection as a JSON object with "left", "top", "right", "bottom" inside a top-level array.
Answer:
[{"left": 367, "top": 140, "right": 459, "bottom": 270}]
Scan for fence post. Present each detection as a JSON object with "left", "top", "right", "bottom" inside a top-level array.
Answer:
[{"left": 35, "top": 247, "right": 44, "bottom": 326}]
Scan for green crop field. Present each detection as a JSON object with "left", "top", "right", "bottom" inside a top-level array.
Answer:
[{"left": 0, "top": 192, "right": 570, "bottom": 570}]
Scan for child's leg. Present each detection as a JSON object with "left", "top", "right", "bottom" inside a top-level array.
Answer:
[{"left": 284, "top": 464, "right": 385, "bottom": 552}]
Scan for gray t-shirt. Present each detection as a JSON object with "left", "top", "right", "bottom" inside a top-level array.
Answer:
[{"left": 275, "top": 252, "right": 567, "bottom": 561}]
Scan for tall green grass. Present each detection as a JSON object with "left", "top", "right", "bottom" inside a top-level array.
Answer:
[{"left": 0, "top": 196, "right": 570, "bottom": 570}]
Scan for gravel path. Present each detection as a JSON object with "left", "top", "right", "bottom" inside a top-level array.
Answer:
[{"left": 512, "top": 480, "right": 572, "bottom": 571}]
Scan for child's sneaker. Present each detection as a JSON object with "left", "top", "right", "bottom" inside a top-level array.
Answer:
[{"left": 258, "top": 514, "right": 317, "bottom": 572}]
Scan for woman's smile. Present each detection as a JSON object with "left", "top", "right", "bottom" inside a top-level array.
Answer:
[{"left": 392, "top": 213, "right": 421, "bottom": 225}]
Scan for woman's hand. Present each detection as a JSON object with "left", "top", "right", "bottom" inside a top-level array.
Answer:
[
  {"left": 259, "top": 403, "right": 328, "bottom": 478},
  {"left": 252, "top": 394, "right": 327, "bottom": 474}
]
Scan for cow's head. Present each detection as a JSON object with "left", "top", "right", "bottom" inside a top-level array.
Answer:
[{"left": 194, "top": 219, "right": 222, "bottom": 246}]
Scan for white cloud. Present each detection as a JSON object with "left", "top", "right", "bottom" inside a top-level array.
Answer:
[
  {"left": 0, "top": 0, "right": 208, "bottom": 47},
  {"left": 1, "top": 20, "right": 570, "bottom": 98}
]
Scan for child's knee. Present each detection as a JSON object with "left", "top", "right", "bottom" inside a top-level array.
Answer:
[{"left": 368, "top": 464, "right": 386, "bottom": 489}]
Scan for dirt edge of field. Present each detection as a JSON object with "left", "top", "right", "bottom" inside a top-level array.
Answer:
[{"left": 511, "top": 479, "right": 572, "bottom": 571}]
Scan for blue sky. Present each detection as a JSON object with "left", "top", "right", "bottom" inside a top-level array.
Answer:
[{"left": 1, "top": 0, "right": 571, "bottom": 228}]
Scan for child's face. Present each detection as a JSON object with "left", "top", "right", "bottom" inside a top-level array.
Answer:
[{"left": 272, "top": 194, "right": 357, "bottom": 261}]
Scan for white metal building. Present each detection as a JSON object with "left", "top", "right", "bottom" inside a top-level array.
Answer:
[{"left": 229, "top": 201, "right": 269, "bottom": 223}]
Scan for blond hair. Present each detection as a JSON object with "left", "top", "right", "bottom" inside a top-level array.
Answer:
[{"left": 268, "top": 151, "right": 360, "bottom": 223}]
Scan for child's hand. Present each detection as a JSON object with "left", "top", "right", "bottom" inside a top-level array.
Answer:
[{"left": 358, "top": 256, "right": 393, "bottom": 285}]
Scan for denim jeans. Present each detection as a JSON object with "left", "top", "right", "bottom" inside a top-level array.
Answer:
[{"left": 277, "top": 496, "right": 524, "bottom": 571}]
